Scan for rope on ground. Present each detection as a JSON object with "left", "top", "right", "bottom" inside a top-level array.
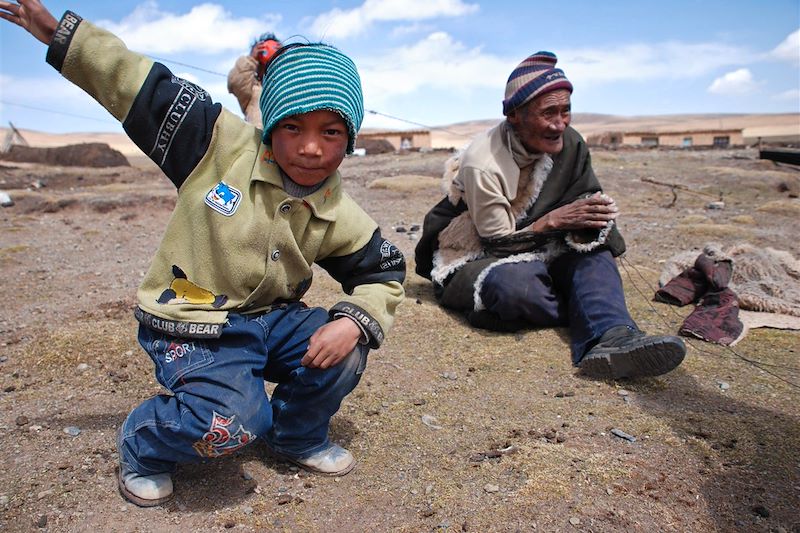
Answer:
[{"left": 618, "top": 256, "right": 800, "bottom": 389}]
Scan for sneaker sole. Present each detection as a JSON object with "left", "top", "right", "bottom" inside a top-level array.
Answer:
[
  {"left": 269, "top": 449, "right": 357, "bottom": 477},
  {"left": 116, "top": 467, "right": 174, "bottom": 508},
  {"left": 580, "top": 338, "right": 686, "bottom": 379}
]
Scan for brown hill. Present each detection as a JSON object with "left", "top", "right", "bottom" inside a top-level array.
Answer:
[
  {"left": 2, "top": 113, "right": 798, "bottom": 155},
  {"left": 429, "top": 113, "right": 800, "bottom": 149},
  {"left": 0, "top": 142, "right": 129, "bottom": 167}
]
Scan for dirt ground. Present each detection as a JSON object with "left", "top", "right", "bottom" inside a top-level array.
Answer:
[{"left": 1, "top": 145, "right": 799, "bottom": 532}]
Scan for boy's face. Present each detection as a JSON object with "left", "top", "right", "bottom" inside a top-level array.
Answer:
[{"left": 271, "top": 110, "right": 349, "bottom": 187}]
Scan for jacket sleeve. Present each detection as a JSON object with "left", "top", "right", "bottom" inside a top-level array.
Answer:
[
  {"left": 316, "top": 201, "right": 406, "bottom": 348},
  {"left": 46, "top": 11, "right": 222, "bottom": 189},
  {"left": 459, "top": 165, "right": 516, "bottom": 239}
]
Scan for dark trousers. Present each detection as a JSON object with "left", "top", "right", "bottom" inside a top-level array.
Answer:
[{"left": 478, "top": 250, "right": 636, "bottom": 364}]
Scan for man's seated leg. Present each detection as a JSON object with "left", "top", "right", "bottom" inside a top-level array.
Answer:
[
  {"left": 551, "top": 250, "right": 685, "bottom": 379},
  {"left": 469, "top": 259, "right": 566, "bottom": 331}
]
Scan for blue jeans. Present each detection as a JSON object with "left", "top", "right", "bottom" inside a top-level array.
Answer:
[
  {"left": 119, "top": 303, "right": 367, "bottom": 476},
  {"left": 480, "top": 250, "right": 636, "bottom": 364}
]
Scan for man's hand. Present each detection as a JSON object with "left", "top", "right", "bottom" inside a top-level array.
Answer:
[
  {"left": 529, "top": 192, "right": 618, "bottom": 232},
  {"left": 0, "top": 0, "right": 58, "bottom": 45},
  {"left": 301, "top": 317, "right": 362, "bottom": 370}
]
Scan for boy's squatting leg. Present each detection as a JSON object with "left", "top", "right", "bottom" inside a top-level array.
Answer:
[{"left": 117, "top": 307, "right": 365, "bottom": 505}]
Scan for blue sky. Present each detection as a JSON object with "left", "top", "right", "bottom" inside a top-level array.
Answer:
[{"left": 1, "top": 0, "right": 798, "bottom": 133}]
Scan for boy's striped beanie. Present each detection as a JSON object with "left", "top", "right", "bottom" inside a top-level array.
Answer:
[
  {"left": 260, "top": 44, "right": 364, "bottom": 154},
  {"left": 502, "top": 51, "right": 573, "bottom": 116}
]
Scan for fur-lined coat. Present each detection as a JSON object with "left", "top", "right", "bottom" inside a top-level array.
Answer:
[{"left": 414, "top": 121, "right": 626, "bottom": 311}]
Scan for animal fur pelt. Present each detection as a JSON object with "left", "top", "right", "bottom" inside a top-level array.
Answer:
[{"left": 659, "top": 243, "right": 800, "bottom": 317}]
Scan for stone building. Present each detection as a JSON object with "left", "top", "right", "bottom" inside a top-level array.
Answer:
[
  {"left": 589, "top": 128, "right": 744, "bottom": 148},
  {"left": 356, "top": 129, "right": 432, "bottom": 151}
]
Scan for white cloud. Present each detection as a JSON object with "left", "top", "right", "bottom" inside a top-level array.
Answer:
[
  {"left": 356, "top": 35, "right": 758, "bottom": 110},
  {"left": 0, "top": 74, "right": 121, "bottom": 125},
  {"left": 1, "top": 74, "right": 95, "bottom": 104},
  {"left": 707, "top": 68, "right": 759, "bottom": 95},
  {"left": 357, "top": 32, "right": 512, "bottom": 109},
  {"left": 774, "top": 88, "right": 800, "bottom": 102},
  {"left": 770, "top": 29, "right": 800, "bottom": 64},
  {"left": 561, "top": 42, "right": 752, "bottom": 86},
  {"left": 97, "top": 1, "right": 282, "bottom": 55},
  {"left": 390, "top": 22, "right": 435, "bottom": 38},
  {"left": 308, "top": 0, "right": 478, "bottom": 39}
]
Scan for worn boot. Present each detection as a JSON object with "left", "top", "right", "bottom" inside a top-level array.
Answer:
[
  {"left": 117, "top": 464, "right": 174, "bottom": 507},
  {"left": 273, "top": 443, "right": 356, "bottom": 477},
  {"left": 117, "top": 429, "right": 173, "bottom": 507},
  {"left": 579, "top": 325, "right": 686, "bottom": 379}
]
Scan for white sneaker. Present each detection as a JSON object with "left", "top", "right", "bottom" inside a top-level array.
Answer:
[
  {"left": 277, "top": 444, "right": 356, "bottom": 476},
  {"left": 118, "top": 463, "right": 174, "bottom": 507}
]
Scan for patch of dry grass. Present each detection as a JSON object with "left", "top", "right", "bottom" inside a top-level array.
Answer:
[
  {"left": 701, "top": 166, "right": 796, "bottom": 181},
  {"left": 368, "top": 174, "right": 440, "bottom": 193},
  {"left": 756, "top": 199, "right": 800, "bottom": 216},
  {"left": 730, "top": 214, "right": 756, "bottom": 225},
  {"left": 675, "top": 223, "right": 747, "bottom": 238},
  {"left": 680, "top": 214, "right": 710, "bottom": 224},
  {"left": 516, "top": 445, "right": 632, "bottom": 499}
]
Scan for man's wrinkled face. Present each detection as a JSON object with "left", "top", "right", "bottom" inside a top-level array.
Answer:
[{"left": 507, "top": 89, "right": 571, "bottom": 154}]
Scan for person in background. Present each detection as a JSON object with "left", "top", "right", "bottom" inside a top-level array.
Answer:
[
  {"left": 1, "top": 0, "right": 405, "bottom": 507},
  {"left": 415, "top": 51, "right": 686, "bottom": 380},
  {"left": 227, "top": 32, "right": 282, "bottom": 125}
]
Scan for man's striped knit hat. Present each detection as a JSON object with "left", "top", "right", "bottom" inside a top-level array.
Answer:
[
  {"left": 502, "top": 51, "right": 573, "bottom": 116},
  {"left": 260, "top": 44, "right": 364, "bottom": 154}
]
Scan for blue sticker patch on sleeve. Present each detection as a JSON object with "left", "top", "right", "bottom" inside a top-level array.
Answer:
[{"left": 205, "top": 181, "right": 242, "bottom": 216}]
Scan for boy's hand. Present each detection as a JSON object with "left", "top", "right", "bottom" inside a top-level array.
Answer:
[
  {"left": 0, "top": 0, "right": 58, "bottom": 45},
  {"left": 301, "top": 317, "right": 362, "bottom": 369}
]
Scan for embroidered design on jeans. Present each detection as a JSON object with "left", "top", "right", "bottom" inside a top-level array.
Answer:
[
  {"left": 193, "top": 411, "right": 255, "bottom": 458},
  {"left": 153, "top": 339, "right": 197, "bottom": 364}
]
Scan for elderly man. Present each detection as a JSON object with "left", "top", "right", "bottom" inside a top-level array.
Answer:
[{"left": 415, "top": 51, "right": 686, "bottom": 379}]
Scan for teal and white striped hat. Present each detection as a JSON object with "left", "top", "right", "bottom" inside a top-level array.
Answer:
[{"left": 260, "top": 44, "right": 364, "bottom": 154}]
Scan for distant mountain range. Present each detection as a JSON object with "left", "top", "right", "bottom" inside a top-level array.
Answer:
[
  {"left": 427, "top": 113, "right": 800, "bottom": 148},
  {"left": 3, "top": 113, "right": 798, "bottom": 154}
]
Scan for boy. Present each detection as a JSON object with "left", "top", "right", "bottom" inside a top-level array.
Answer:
[{"left": 0, "top": 0, "right": 405, "bottom": 507}]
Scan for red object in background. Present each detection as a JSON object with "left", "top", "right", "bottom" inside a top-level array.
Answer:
[{"left": 253, "top": 39, "right": 281, "bottom": 67}]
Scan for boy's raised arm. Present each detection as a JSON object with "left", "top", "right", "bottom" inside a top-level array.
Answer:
[{"left": 0, "top": 0, "right": 57, "bottom": 45}]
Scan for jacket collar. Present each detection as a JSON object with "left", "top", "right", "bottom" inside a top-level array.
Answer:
[{"left": 250, "top": 144, "right": 341, "bottom": 221}]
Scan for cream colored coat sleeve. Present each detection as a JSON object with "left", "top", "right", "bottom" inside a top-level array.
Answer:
[{"left": 459, "top": 166, "right": 516, "bottom": 239}]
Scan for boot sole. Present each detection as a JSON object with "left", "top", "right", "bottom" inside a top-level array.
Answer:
[
  {"left": 580, "top": 337, "right": 686, "bottom": 379},
  {"left": 116, "top": 467, "right": 174, "bottom": 508}
]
